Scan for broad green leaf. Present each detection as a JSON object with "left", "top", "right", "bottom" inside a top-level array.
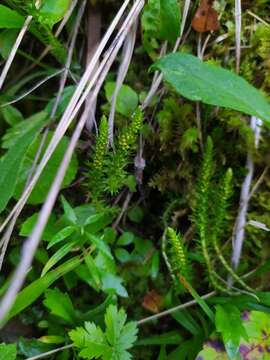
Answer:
[
  {"left": 0, "top": 5, "right": 24, "bottom": 29},
  {"left": 101, "top": 273, "right": 128, "bottom": 298},
  {"left": 0, "top": 343, "right": 16, "bottom": 360},
  {"left": 0, "top": 111, "right": 47, "bottom": 213},
  {"left": 72, "top": 204, "right": 96, "bottom": 227},
  {"left": 117, "top": 232, "right": 135, "bottom": 246},
  {"left": 154, "top": 53, "right": 270, "bottom": 125},
  {"left": 105, "top": 82, "right": 138, "bottom": 117},
  {"left": 43, "top": 288, "right": 76, "bottom": 324},
  {"left": 215, "top": 304, "right": 248, "bottom": 358},
  {"left": 47, "top": 225, "right": 76, "bottom": 249},
  {"left": 8, "top": 256, "right": 82, "bottom": 320},
  {"left": 114, "top": 248, "right": 131, "bottom": 263},
  {"left": 41, "top": 241, "right": 77, "bottom": 276},
  {"left": 39, "top": 0, "right": 71, "bottom": 28},
  {"left": 0, "top": 29, "right": 18, "bottom": 59},
  {"left": 160, "top": 0, "right": 180, "bottom": 43},
  {"left": 2, "top": 111, "right": 47, "bottom": 149},
  {"left": 141, "top": 0, "right": 161, "bottom": 59},
  {"left": 14, "top": 132, "right": 78, "bottom": 204},
  {"left": 20, "top": 212, "right": 57, "bottom": 242}
]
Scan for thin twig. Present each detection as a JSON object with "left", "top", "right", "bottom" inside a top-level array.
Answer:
[
  {"left": 0, "top": 69, "right": 64, "bottom": 108},
  {"left": 247, "top": 10, "right": 270, "bottom": 27},
  {"left": 108, "top": 21, "right": 138, "bottom": 145},
  {"left": 84, "top": 2, "right": 102, "bottom": 132},
  {"left": 0, "top": 1, "right": 42, "bottom": 90},
  {"left": 230, "top": 117, "right": 262, "bottom": 278},
  {"left": 137, "top": 291, "right": 216, "bottom": 325},
  {"left": 235, "top": 0, "right": 242, "bottom": 73},
  {"left": 27, "top": 344, "right": 73, "bottom": 360},
  {"left": 248, "top": 166, "right": 268, "bottom": 200},
  {"left": 142, "top": 0, "right": 191, "bottom": 109},
  {"left": 113, "top": 192, "right": 133, "bottom": 229}
]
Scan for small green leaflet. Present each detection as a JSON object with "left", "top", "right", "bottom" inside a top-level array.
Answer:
[
  {"left": 0, "top": 111, "right": 47, "bottom": 213},
  {"left": 39, "top": 0, "right": 71, "bottom": 28},
  {"left": 141, "top": 0, "right": 180, "bottom": 45},
  {"left": 153, "top": 53, "right": 270, "bottom": 125},
  {"left": 160, "top": 0, "right": 180, "bottom": 43},
  {"left": 43, "top": 288, "right": 76, "bottom": 324},
  {"left": 69, "top": 305, "right": 138, "bottom": 360},
  {"left": 0, "top": 343, "right": 16, "bottom": 360},
  {"left": 105, "top": 82, "right": 138, "bottom": 117},
  {"left": 0, "top": 5, "right": 24, "bottom": 29},
  {"left": 215, "top": 304, "right": 248, "bottom": 358}
]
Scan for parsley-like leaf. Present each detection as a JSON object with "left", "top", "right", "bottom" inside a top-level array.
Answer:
[{"left": 69, "top": 305, "right": 138, "bottom": 360}]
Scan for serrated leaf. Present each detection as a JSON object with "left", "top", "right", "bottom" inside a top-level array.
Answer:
[
  {"left": 215, "top": 305, "right": 248, "bottom": 358},
  {"left": 69, "top": 305, "right": 138, "bottom": 360},
  {"left": 0, "top": 111, "right": 47, "bottom": 213},
  {"left": 0, "top": 5, "right": 24, "bottom": 29},
  {"left": 43, "top": 288, "right": 76, "bottom": 324},
  {"left": 160, "top": 0, "right": 180, "bottom": 43},
  {"left": 0, "top": 343, "right": 16, "bottom": 360},
  {"left": 154, "top": 53, "right": 270, "bottom": 125},
  {"left": 70, "top": 322, "right": 107, "bottom": 359}
]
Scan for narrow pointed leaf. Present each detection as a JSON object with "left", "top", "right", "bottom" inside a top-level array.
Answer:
[
  {"left": 8, "top": 256, "right": 82, "bottom": 320},
  {"left": 41, "top": 241, "right": 77, "bottom": 277}
]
